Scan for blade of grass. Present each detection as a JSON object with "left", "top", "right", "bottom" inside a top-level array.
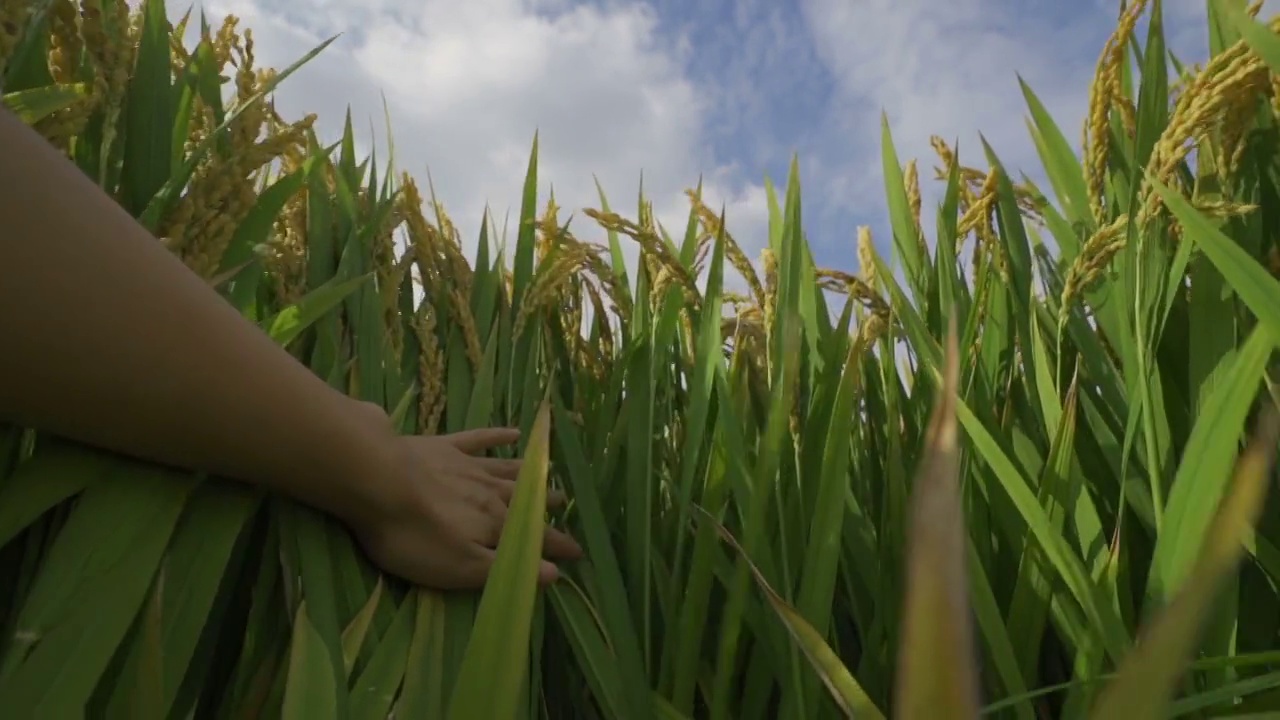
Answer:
[
  {"left": 1092, "top": 408, "right": 1280, "bottom": 720},
  {"left": 893, "top": 317, "right": 981, "bottom": 720},
  {"left": 447, "top": 398, "right": 554, "bottom": 720}
]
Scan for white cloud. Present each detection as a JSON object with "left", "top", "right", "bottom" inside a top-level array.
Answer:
[
  {"left": 161, "top": 0, "right": 1278, "bottom": 299},
  {"left": 166, "top": 0, "right": 771, "bottom": 284},
  {"left": 799, "top": 0, "right": 1108, "bottom": 224},
  {"left": 797, "top": 0, "right": 1280, "bottom": 263}
]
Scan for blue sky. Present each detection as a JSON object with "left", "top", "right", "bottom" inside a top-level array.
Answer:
[{"left": 169, "top": 0, "right": 1274, "bottom": 292}]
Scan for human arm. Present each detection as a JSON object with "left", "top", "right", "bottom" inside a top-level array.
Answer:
[
  {"left": 0, "top": 107, "right": 579, "bottom": 587},
  {"left": 0, "top": 104, "right": 396, "bottom": 521}
]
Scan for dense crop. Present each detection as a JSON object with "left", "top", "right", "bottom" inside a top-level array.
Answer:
[{"left": 2, "top": 0, "right": 1280, "bottom": 717}]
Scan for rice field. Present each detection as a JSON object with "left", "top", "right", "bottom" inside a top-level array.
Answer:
[{"left": 2, "top": 0, "right": 1280, "bottom": 718}]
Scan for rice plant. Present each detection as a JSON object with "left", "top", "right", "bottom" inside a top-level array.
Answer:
[{"left": 2, "top": 0, "right": 1280, "bottom": 718}]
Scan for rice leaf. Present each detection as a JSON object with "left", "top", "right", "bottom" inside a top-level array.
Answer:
[
  {"left": 263, "top": 273, "right": 373, "bottom": 347},
  {"left": 282, "top": 601, "right": 340, "bottom": 720},
  {"left": 1147, "top": 324, "right": 1274, "bottom": 603},
  {"left": 340, "top": 578, "right": 383, "bottom": 677},
  {"left": 118, "top": 0, "right": 174, "bottom": 216},
  {"left": 695, "top": 504, "right": 885, "bottom": 720},
  {"left": 447, "top": 398, "right": 554, "bottom": 720},
  {"left": 893, "top": 317, "right": 981, "bottom": 720},
  {"left": 1092, "top": 409, "right": 1280, "bottom": 720},
  {"left": 1, "top": 82, "right": 86, "bottom": 123}
]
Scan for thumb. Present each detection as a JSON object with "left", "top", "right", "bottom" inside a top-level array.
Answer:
[{"left": 448, "top": 427, "right": 521, "bottom": 455}]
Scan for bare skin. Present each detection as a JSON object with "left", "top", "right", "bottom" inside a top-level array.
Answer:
[{"left": 0, "top": 107, "right": 581, "bottom": 589}]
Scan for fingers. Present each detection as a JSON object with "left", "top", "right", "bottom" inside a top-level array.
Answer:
[
  {"left": 467, "top": 482, "right": 583, "bottom": 558},
  {"left": 537, "top": 560, "right": 561, "bottom": 586},
  {"left": 478, "top": 476, "right": 568, "bottom": 509},
  {"left": 447, "top": 436, "right": 566, "bottom": 510},
  {"left": 480, "top": 476, "right": 515, "bottom": 504},
  {"left": 448, "top": 427, "right": 520, "bottom": 455},
  {"left": 472, "top": 547, "right": 562, "bottom": 587},
  {"left": 544, "top": 526, "right": 584, "bottom": 560},
  {"left": 477, "top": 457, "right": 522, "bottom": 481},
  {"left": 547, "top": 487, "right": 568, "bottom": 508},
  {"left": 471, "top": 488, "right": 508, "bottom": 547}
]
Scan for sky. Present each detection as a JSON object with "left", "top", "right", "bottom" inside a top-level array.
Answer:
[{"left": 163, "top": 0, "right": 1274, "bottom": 290}]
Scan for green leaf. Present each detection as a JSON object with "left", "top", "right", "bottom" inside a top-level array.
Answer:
[
  {"left": 350, "top": 594, "right": 417, "bottom": 720},
  {"left": 340, "top": 579, "right": 383, "bottom": 677},
  {"left": 0, "top": 463, "right": 196, "bottom": 715},
  {"left": 1018, "top": 76, "right": 1092, "bottom": 232},
  {"left": 1147, "top": 324, "right": 1275, "bottom": 604},
  {"left": 137, "top": 35, "right": 338, "bottom": 231},
  {"left": 893, "top": 319, "right": 981, "bottom": 720},
  {"left": 1, "top": 83, "right": 87, "bottom": 123},
  {"left": 119, "top": 0, "right": 175, "bottom": 216},
  {"left": 103, "top": 481, "right": 259, "bottom": 719},
  {"left": 282, "top": 602, "right": 340, "bottom": 720},
  {"left": 221, "top": 168, "right": 308, "bottom": 277},
  {"left": 394, "top": 590, "right": 448, "bottom": 719},
  {"left": 880, "top": 116, "right": 925, "bottom": 292},
  {"left": 447, "top": 398, "right": 554, "bottom": 720},
  {"left": 0, "top": 443, "right": 101, "bottom": 547},
  {"left": 1147, "top": 176, "right": 1280, "bottom": 337},
  {"left": 263, "top": 273, "right": 373, "bottom": 347},
  {"left": 1093, "top": 410, "right": 1280, "bottom": 720},
  {"left": 695, "top": 505, "right": 885, "bottom": 720},
  {"left": 1224, "top": 2, "right": 1280, "bottom": 73}
]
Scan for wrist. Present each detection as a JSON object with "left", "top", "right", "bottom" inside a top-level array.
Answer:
[{"left": 292, "top": 395, "right": 403, "bottom": 530}]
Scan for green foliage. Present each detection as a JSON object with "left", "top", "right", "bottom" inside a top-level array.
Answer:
[{"left": 2, "top": 1, "right": 1280, "bottom": 718}]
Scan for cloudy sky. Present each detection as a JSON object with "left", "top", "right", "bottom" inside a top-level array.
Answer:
[{"left": 165, "top": 0, "right": 1271, "bottom": 283}]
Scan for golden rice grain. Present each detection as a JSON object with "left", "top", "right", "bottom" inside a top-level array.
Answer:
[
  {"left": 47, "top": 0, "right": 81, "bottom": 84},
  {"left": 212, "top": 15, "right": 240, "bottom": 70},
  {"left": 1138, "top": 19, "right": 1277, "bottom": 227},
  {"left": 816, "top": 267, "right": 891, "bottom": 318},
  {"left": 1192, "top": 198, "right": 1258, "bottom": 219},
  {"left": 904, "top": 159, "right": 925, "bottom": 259},
  {"left": 585, "top": 208, "right": 702, "bottom": 314},
  {"left": 411, "top": 302, "right": 446, "bottom": 434},
  {"left": 0, "top": 0, "right": 28, "bottom": 82},
  {"left": 79, "top": 0, "right": 133, "bottom": 172},
  {"left": 536, "top": 195, "right": 560, "bottom": 264},
  {"left": 398, "top": 176, "right": 483, "bottom": 369},
  {"left": 857, "top": 225, "right": 877, "bottom": 289},
  {"left": 574, "top": 242, "right": 632, "bottom": 323},
  {"left": 1083, "top": 0, "right": 1148, "bottom": 223},
  {"left": 685, "top": 189, "right": 766, "bottom": 309},
  {"left": 168, "top": 7, "right": 192, "bottom": 66},
  {"left": 859, "top": 311, "right": 887, "bottom": 347},
  {"left": 175, "top": 106, "right": 313, "bottom": 280},
  {"left": 761, "top": 247, "right": 778, "bottom": 330},
  {"left": 513, "top": 245, "right": 592, "bottom": 341},
  {"left": 582, "top": 280, "right": 614, "bottom": 373},
  {"left": 1059, "top": 214, "right": 1129, "bottom": 327},
  {"left": 265, "top": 189, "right": 309, "bottom": 305},
  {"left": 374, "top": 220, "right": 410, "bottom": 360}
]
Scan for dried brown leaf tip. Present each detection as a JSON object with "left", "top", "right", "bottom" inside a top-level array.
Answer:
[{"left": 894, "top": 316, "right": 980, "bottom": 720}]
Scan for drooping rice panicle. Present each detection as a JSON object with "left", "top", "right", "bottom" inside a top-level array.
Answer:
[{"left": 1083, "top": 0, "right": 1149, "bottom": 224}]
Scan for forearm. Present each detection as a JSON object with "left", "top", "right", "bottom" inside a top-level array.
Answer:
[{"left": 0, "top": 108, "right": 391, "bottom": 522}]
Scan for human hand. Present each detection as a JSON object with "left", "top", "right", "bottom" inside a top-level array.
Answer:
[{"left": 343, "top": 415, "right": 583, "bottom": 591}]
